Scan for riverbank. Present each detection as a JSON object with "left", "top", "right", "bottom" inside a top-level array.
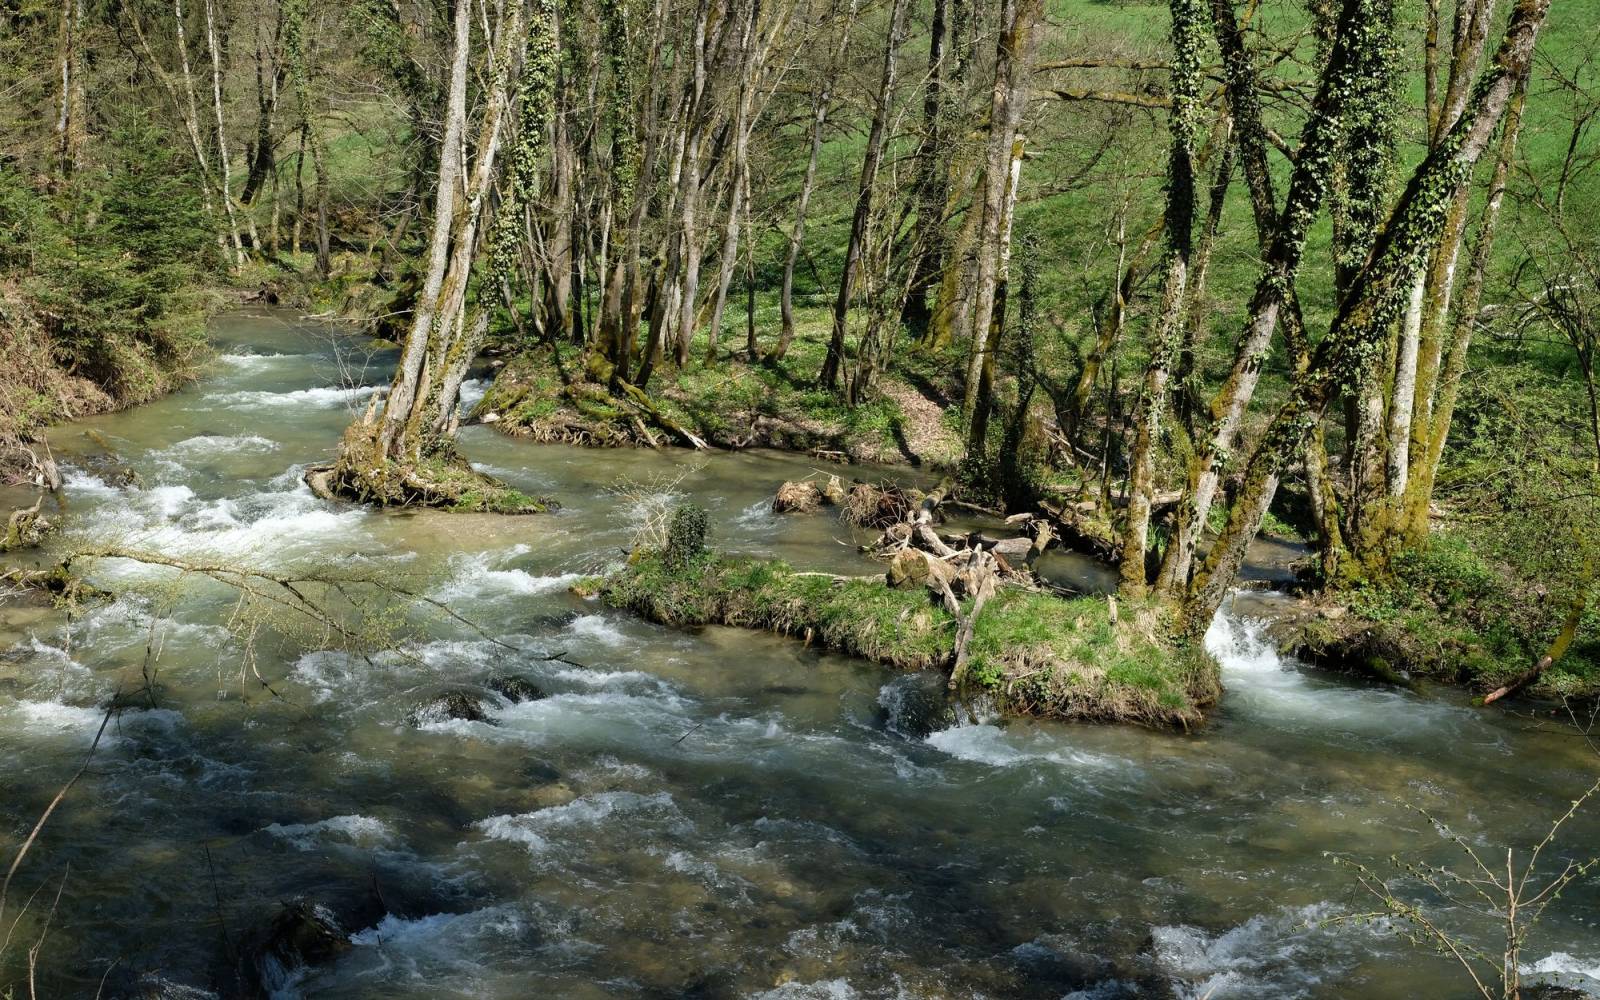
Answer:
[
  {"left": 5, "top": 309, "right": 1600, "bottom": 998},
  {"left": 586, "top": 550, "right": 1220, "bottom": 728},
  {"left": 0, "top": 281, "right": 215, "bottom": 483},
  {"left": 1253, "top": 536, "right": 1600, "bottom": 703},
  {"left": 472, "top": 334, "right": 967, "bottom": 469}
]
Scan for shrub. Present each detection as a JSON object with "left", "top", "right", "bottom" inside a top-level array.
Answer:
[{"left": 664, "top": 503, "right": 709, "bottom": 569}]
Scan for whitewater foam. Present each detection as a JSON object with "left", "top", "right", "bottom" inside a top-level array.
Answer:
[
  {"left": 924, "top": 723, "right": 1117, "bottom": 770},
  {"left": 264, "top": 814, "right": 394, "bottom": 850},
  {"left": 434, "top": 549, "right": 582, "bottom": 602},
  {"left": 566, "top": 614, "right": 630, "bottom": 647},
  {"left": 477, "top": 791, "right": 687, "bottom": 853},
  {"left": 1523, "top": 952, "right": 1600, "bottom": 991},
  {"left": 202, "top": 384, "right": 383, "bottom": 409},
  {"left": 1150, "top": 901, "right": 1379, "bottom": 999},
  {"left": 155, "top": 433, "right": 279, "bottom": 462}
]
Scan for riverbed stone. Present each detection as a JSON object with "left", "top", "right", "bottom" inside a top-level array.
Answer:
[
  {"left": 487, "top": 674, "right": 545, "bottom": 703},
  {"left": 408, "top": 689, "right": 492, "bottom": 726},
  {"left": 245, "top": 899, "right": 351, "bottom": 991}
]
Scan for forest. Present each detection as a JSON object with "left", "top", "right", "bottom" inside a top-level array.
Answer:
[{"left": 2, "top": 0, "right": 1600, "bottom": 996}]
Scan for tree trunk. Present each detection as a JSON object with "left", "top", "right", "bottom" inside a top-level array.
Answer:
[
  {"left": 1068, "top": 213, "right": 1163, "bottom": 446},
  {"left": 961, "top": 0, "right": 1044, "bottom": 448},
  {"left": 1182, "top": 0, "right": 1550, "bottom": 633},
  {"left": 372, "top": 0, "right": 473, "bottom": 460},
  {"left": 56, "top": 0, "right": 87, "bottom": 177},
  {"left": 899, "top": 0, "right": 950, "bottom": 334},
  {"left": 819, "top": 0, "right": 910, "bottom": 390},
  {"left": 706, "top": 1, "right": 762, "bottom": 363},
  {"left": 1117, "top": 0, "right": 1204, "bottom": 594},
  {"left": 963, "top": 134, "right": 1027, "bottom": 452},
  {"left": 774, "top": 0, "right": 858, "bottom": 362}
]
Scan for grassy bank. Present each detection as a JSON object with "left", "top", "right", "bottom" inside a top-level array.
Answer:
[
  {"left": 474, "top": 314, "right": 967, "bottom": 469},
  {"left": 1285, "top": 535, "right": 1600, "bottom": 701},
  {"left": 587, "top": 551, "right": 1220, "bottom": 728}
]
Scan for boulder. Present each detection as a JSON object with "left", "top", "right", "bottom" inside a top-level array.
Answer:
[
  {"left": 987, "top": 534, "right": 1035, "bottom": 567},
  {"left": 408, "top": 690, "right": 492, "bottom": 726},
  {"left": 487, "top": 675, "right": 545, "bottom": 703},
  {"left": 247, "top": 900, "right": 351, "bottom": 994},
  {"left": 878, "top": 672, "right": 958, "bottom": 739}
]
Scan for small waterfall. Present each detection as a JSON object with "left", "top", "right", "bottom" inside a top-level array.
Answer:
[{"left": 1203, "top": 594, "right": 1296, "bottom": 679}]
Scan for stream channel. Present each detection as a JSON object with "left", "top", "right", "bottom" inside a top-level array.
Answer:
[{"left": 2, "top": 310, "right": 1599, "bottom": 998}]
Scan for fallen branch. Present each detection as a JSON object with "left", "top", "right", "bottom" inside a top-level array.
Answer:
[{"left": 1483, "top": 597, "right": 1587, "bottom": 705}]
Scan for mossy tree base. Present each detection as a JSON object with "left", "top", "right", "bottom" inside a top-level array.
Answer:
[
  {"left": 308, "top": 425, "right": 552, "bottom": 514},
  {"left": 474, "top": 346, "right": 948, "bottom": 467},
  {"left": 587, "top": 553, "right": 1220, "bottom": 728}
]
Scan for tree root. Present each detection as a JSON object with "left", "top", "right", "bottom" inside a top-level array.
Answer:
[{"left": 308, "top": 427, "right": 553, "bottom": 514}]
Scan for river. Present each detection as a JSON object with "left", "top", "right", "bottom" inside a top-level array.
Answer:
[{"left": 2, "top": 310, "right": 1598, "bottom": 999}]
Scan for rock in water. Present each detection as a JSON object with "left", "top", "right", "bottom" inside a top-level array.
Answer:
[
  {"left": 879, "top": 672, "right": 958, "bottom": 740},
  {"left": 248, "top": 900, "right": 350, "bottom": 993},
  {"left": 487, "top": 675, "right": 545, "bottom": 703},
  {"left": 122, "top": 975, "right": 220, "bottom": 1000},
  {"left": 408, "top": 690, "right": 492, "bottom": 726}
]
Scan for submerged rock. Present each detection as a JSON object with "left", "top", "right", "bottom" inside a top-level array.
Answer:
[
  {"left": 246, "top": 899, "right": 351, "bottom": 993},
  {"left": 879, "top": 672, "right": 957, "bottom": 740},
  {"left": 120, "top": 975, "right": 220, "bottom": 1000},
  {"left": 408, "top": 689, "right": 492, "bottom": 726},
  {"left": 487, "top": 674, "right": 545, "bottom": 703}
]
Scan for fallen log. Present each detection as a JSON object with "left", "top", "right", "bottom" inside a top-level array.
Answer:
[
  {"left": 584, "top": 353, "right": 709, "bottom": 450},
  {"left": 1482, "top": 598, "right": 1586, "bottom": 705}
]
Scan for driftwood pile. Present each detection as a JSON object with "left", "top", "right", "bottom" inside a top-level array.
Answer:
[
  {"left": 771, "top": 474, "right": 847, "bottom": 514},
  {"left": 770, "top": 475, "right": 919, "bottom": 528},
  {"left": 851, "top": 480, "right": 1054, "bottom": 689}
]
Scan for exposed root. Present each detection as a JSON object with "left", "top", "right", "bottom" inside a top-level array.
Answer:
[
  {"left": 2, "top": 497, "right": 54, "bottom": 552},
  {"left": 309, "top": 424, "right": 553, "bottom": 514}
]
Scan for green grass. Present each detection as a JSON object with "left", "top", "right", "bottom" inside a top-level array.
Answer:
[
  {"left": 593, "top": 551, "right": 1220, "bottom": 727},
  {"left": 1294, "top": 533, "right": 1600, "bottom": 698}
]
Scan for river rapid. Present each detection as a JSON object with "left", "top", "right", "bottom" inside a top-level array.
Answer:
[{"left": 2, "top": 310, "right": 1598, "bottom": 999}]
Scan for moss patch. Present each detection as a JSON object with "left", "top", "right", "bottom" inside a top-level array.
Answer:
[
  {"left": 474, "top": 330, "right": 944, "bottom": 467},
  {"left": 590, "top": 553, "right": 1219, "bottom": 727},
  {"left": 1280, "top": 535, "right": 1600, "bottom": 701}
]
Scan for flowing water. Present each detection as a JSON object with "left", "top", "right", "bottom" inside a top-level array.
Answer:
[{"left": 3, "top": 311, "right": 1599, "bottom": 999}]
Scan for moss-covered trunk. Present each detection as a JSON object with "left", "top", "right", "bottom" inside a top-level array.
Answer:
[{"left": 1182, "top": 0, "right": 1551, "bottom": 633}]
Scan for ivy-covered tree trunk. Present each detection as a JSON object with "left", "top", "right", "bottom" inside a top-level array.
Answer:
[
  {"left": 321, "top": 0, "right": 558, "bottom": 513},
  {"left": 1182, "top": 0, "right": 1551, "bottom": 633},
  {"left": 1158, "top": 0, "right": 1386, "bottom": 595},
  {"left": 1117, "top": 0, "right": 1204, "bottom": 594},
  {"left": 1351, "top": 0, "right": 1501, "bottom": 567},
  {"left": 1399, "top": 79, "right": 1527, "bottom": 543}
]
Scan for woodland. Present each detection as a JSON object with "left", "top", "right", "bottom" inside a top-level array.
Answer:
[{"left": 2, "top": 0, "right": 1600, "bottom": 996}]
